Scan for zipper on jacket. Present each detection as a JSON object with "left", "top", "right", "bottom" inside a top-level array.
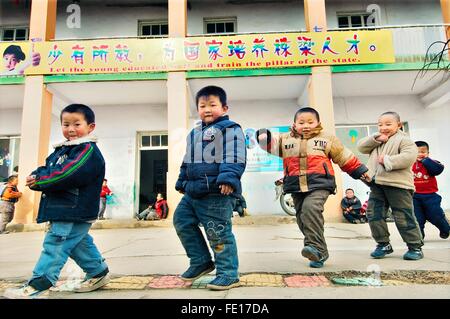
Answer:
[
  {"left": 323, "top": 162, "right": 330, "bottom": 177},
  {"left": 205, "top": 174, "right": 210, "bottom": 190}
]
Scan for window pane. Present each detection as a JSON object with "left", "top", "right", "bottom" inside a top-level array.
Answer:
[
  {"left": 151, "top": 135, "right": 160, "bottom": 147},
  {"left": 160, "top": 24, "right": 168, "bottom": 35},
  {"left": 15, "top": 29, "right": 26, "bottom": 40},
  {"left": 161, "top": 135, "right": 168, "bottom": 146},
  {"left": 206, "top": 23, "right": 215, "bottom": 34},
  {"left": 351, "top": 15, "right": 363, "bottom": 27},
  {"left": 216, "top": 23, "right": 225, "bottom": 33},
  {"left": 141, "top": 25, "right": 151, "bottom": 35},
  {"left": 338, "top": 16, "right": 349, "bottom": 28},
  {"left": 225, "top": 22, "right": 234, "bottom": 32},
  {"left": 151, "top": 25, "right": 160, "bottom": 35},
  {"left": 142, "top": 136, "right": 150, "bottom": 147},
  {"left": 3, "top": 29, "right": 14, "bottom": 41}
]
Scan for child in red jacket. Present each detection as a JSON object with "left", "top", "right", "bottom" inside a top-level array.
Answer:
[
  {"left": 413, "top": 141, "right": 449, "bottom": 239},
  {"left": 136, "top": 193, "right": 168, "bottom": 220}
]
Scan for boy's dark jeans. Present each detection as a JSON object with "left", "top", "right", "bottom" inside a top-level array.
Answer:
[
  {"left": 292, "top": 190, "right": 331, "bottom": 260},
  {"left": 367, "top": 184, "right": 423, "bottom": 249},
  {"left": 413, "top": 193, "right": 450, "bottom": 236},
  {"left": 173, "top": 194, "right": 239, "bottom": 280}
]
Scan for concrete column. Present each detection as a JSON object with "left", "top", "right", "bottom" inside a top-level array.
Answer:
[
  {"left": 304, "top": 0, "right": 343, "bottom": 222},
  {"left": 14, "top": 77, "right": 53, "bottom": 224},
  {"left": 441, "top": 0, "right": 450, "bottom": 41},
  {"left": 13, "top": 0, "right": 57, "bottom": 224},
  {"left": 166, "top": 0, "right": 188, "bottom": 219}
]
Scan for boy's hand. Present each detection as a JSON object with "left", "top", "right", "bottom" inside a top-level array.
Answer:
[
  {"left": 258, "top": 133, "right": 268, "bottom": 143},
  {"left": 360, "top": 172, "right": 372, "bottom": 183},
  {"left": 378, "top": 155, "right": 385, "bottom": 165},
  {"left": 219, "top": 184, "right": 233, "bottom": 195},
  {"left": 376, "top": 134, "right": 389, "bottom": 143},
  {"left": 26, "top": 175, "right": 37, "bottom": 187}
]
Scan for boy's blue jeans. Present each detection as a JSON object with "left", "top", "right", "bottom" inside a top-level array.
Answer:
[
  {"left": 30, "top": 221, "right": 108, "bottom": 288},
  {"left": 173, "top": 194, "right": 239, "bottom": 280}
]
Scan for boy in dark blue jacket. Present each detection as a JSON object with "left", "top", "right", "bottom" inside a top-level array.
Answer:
[
  {"left": 4, "top": 104, "right": 110, "bottom": 299},
  {"left": 174, "top": 86, "right": 246, "bottom": 290}
]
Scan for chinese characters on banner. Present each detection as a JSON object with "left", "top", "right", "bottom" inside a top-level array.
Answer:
[{"left": 0, "top": 30, "right": 395, "bottom": 76}]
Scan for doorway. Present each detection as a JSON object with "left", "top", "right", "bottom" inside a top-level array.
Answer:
[{"left": 137, "top": 132, "right": 168, "bottom": 214}]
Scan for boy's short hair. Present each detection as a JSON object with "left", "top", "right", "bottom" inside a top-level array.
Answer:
[
  {"left": 60, "top": 104, "right": 95, "bottom": 124},
  {"left": 3, "top": 45, "right": 25, "bottom": 61},
  {"left": 415, "top": 141, "right": 429, "bottom": 150},
  {"left": 195, "top": 86, "right": 227, "bottom": 107},
  {"left": 345, "top": 188, "right": 354, "bottom": 193},
  {"left": 380, "top": 111, "right": 401, "bottom": 122},
  {"left": 7, "top": 175, "right": 18, "bottom": 183},
  {"left": 294, "top": 106, "right": 320, "bottom": 122}
]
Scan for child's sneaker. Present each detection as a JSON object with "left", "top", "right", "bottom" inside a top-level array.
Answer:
[
  {"left": 309, "top": 256, "right": 329, "bottom": 268},
  {"left": 206, "top": 276, "right": 240, "bottom": 291},
  {"left": 73, "top": 273, "right": 110, "bottom": 293},
  {"left": 439, "top": 231, "right": 449, "bottom": 239},
  {"left": 301, "top": 245, "right": 321, "bottom": 262},
  {"left": 370, "top": 243, "right": 393, "bottom": 258},
  {"left": 3, "top": 284, "right": 49, "bottom": 299},
  {"left": 403, "top": 248, "right": 424, "bottom": 260},
  {"left": 181, "top": 261, "right": 215, "bottom": 281}
]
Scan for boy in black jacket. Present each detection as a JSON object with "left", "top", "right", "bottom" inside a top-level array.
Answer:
[{"left": 4, "top": 104, "right": 110, "bottom": 299}]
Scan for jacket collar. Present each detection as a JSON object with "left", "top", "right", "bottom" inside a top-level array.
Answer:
[
  {"left": 290, "top": 123, "right": 323, "bottom": 139},
  {"left": 53, "top": 135, "right": 98, "bottom": 148},
  {"left": 201, "top": 115, "right": 229, "bottom": 128}
]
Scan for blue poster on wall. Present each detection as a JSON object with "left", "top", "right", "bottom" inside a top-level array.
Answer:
[{"left": 244, "top": 126, "right": 289, "bottom": 172}]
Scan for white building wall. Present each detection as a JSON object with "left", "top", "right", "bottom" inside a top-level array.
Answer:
[
  {"left": 0, "top": 108, "right": 22, "bottom": 136},
  {"left": 0, "top": 0, "right": 444, "bottom": 40},
  {"left": 187, "top": 0, "right": 305, "bottom": 35},
  {"left": 334, "top": 95, "right": 450, "bottom": 210},
  {"left": 55, "top": 2, "right": 168, "bottom": 39},
  {"left": 326, "top": 0, "right": 443, "bottom": 29}
]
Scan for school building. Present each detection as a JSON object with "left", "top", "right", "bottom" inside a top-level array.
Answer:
[{"left": 0, "top": 0, "right": 449, "bottom": 224}]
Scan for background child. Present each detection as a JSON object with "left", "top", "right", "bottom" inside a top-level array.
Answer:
[
  {"left": 98, "top": 178, "right": 113, "bottom": 220},
  {"left": 358, "top": 111, "right": 424, "bottom": 260},
  {"left": 256, "top": 107, "right": 369, "bottom": 268},
  {"left": 0, "top": 175, "right": 22, "bottom": 234},
  {"left": 341, "top": 188, "right": 365, "bottom": 224},
  {"left": 136, "top": 193, "right": 168, "bottom": 220},
  {"left": 173, "top": 85, "right": 246, "bottom": 290},
  {"left": 4, "top": 104, "right": 110, "bottom": 299},
  {"left": 413, "top": 141, "right": 449, "bottom": 239}
]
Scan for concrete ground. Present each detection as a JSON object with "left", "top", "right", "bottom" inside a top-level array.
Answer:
[{"left": 0, "top": 219, "right": 449, "bottom": 299}]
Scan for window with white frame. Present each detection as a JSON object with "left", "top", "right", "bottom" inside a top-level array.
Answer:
[
  {"left": 204, "top": 17, "right": 236, "bottom": 34},
  {"left": 1, "top": 27, "right": 29, "bottom": 41},
  {"left": 138, "top": 21, "right": 168, "bottom": 36},
  {"left": 140, "top": 133, "right": 168, "bottom": 149},
  {"left": 337, "top": 13, "right": 372, "bottom": 28}
]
